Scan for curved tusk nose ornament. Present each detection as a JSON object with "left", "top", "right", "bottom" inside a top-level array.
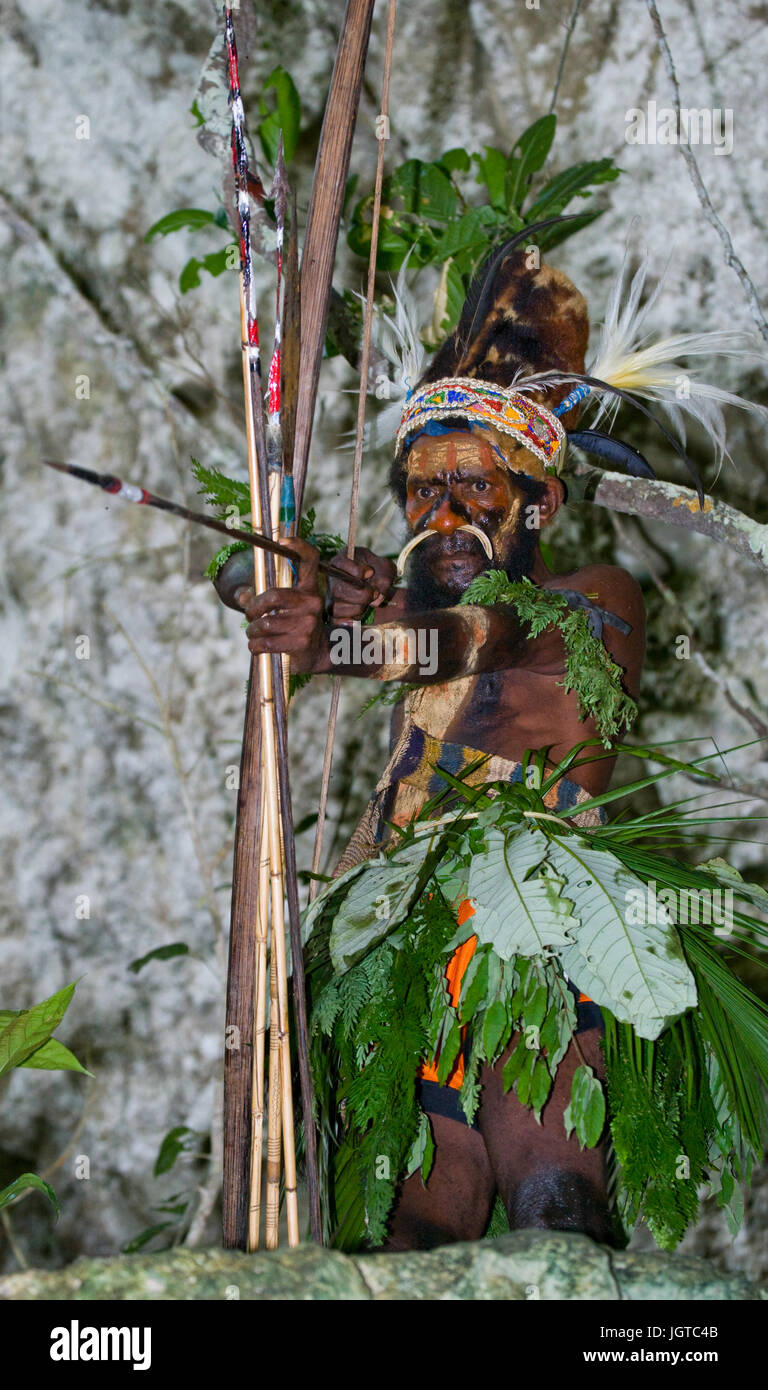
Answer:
[{"left": 395, "top": 523, "right": 493, "bottom": 577}]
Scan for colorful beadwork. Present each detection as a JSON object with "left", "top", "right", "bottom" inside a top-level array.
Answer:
[{"left": 395, "top": 377, "right": 567, "bottom": 472}]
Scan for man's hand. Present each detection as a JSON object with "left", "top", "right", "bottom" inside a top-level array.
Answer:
[
  {"left": 236, "top": 539, "right": 324, "bottom": 672},
  {"left": 328, "top": 547, "right": 398, "bottom": 622}
]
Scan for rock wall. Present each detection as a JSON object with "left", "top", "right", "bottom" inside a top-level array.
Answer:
[
  {"left": 1, "top": 0, "right": 766, "bottom": 1278},
  {"left": 1, "top": 1231, "right": 764, "bottom": 1301}
]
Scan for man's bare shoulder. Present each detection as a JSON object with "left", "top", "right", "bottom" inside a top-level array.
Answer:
[
  {"left": 544, "top": 563, "right": 645, "bottom": 624},
  {"left": 543, "top": 563, "right": 646, "bottom": 696}
]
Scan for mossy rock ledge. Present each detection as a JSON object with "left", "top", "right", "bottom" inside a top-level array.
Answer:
[{"left": 1, "top": 1232, "right": 764, "bottom": 1301}]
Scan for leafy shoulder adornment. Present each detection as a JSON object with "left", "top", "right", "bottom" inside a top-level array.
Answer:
[{"left": 459, "top": 572, "right": 637, "bottom": 743}]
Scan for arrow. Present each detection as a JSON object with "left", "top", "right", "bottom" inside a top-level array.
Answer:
[{"left": 41, "top": 458, "right": 371, "bottom": 591}]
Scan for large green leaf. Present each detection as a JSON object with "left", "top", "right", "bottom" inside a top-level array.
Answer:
[
  {"left": 301, "top": 857, "right": 373, "bottom": 947},
  {"left": 524, "top": 158, "right": 619, "bottom": 221},
  {"left": 547, "top": 839, "right": 697, "bottom": 1040},
  {"left": 696, "top": 858, "right": 768, "bottom": 915},
  {"left": 20, "top": 1038, "right": 91, "bottom": 1075},
  {"left": 563, "top": 1064, "right": 606, "bottom": 1148},
  {"left": 433, "top": 850, "right": 469, "bottom": 912},
  {"left": 0, "top": 982, "right": 77, "bottom": 1076},
  {"left": 144, "top": 208, "right": 216, "bottom": 241},
  {"left": 473, "top": 146, "right": 508, "bottom": 210},
  {"left": 329, "top": 836, "right": 437, "bottom": 973},
  {"left": 154, "top": 1126, "right": 197, "bottom": 1178},
  {"left": 0, "top": 1172, "right": 60, "bottom": 1216},
  {"left": 466, "top": 827, "right": 577, "bottom": 959},
  {"left": 258, "top": 67, "right": 301, "bottom": 164},
  {"left": 505, "top": 114, "right": 557, "bottom": 209}
]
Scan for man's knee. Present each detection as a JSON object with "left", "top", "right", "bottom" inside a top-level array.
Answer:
[
  {"left": 382, "top": 1215, "right": 459, "bottom": 1252},
  {"left": 507, "top": 1168, "right": 617, "bottom": 1246}
]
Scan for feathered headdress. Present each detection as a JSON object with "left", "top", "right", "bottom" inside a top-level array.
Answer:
[{"left": 383, "top": 222, "right": 768, "bottom": 504}]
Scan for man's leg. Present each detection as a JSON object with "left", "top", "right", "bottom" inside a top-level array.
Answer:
[
  {"left": 383, "top": 1111, "right": 495, "bottom": 1251},
  {"left": 477, "top": 1026, "right": 616, "bottom": 1245}
]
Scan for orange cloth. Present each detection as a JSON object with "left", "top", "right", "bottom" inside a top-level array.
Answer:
[
  {"left": 419, "top": 899, "right": 478, "bottom": 1090},
  {"left": 418, "top": 900, "right": 594, "bottom": 1090}
]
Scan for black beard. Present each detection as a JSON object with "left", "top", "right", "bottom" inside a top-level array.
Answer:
[{"left": 405, "top": 522, "right": 539, "bottom": 611}]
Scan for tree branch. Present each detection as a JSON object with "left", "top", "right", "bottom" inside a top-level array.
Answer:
[
  {"left": 566, "top": 461, "right": 768, "bottom": 573},
  {"left": 645, "top": 0, "right": 768, "bottom": 344}
]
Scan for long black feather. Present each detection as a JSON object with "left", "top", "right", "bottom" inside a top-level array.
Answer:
[
  {"left": 537, "top": 370, "right": 705, "bottom": 504},
  {"left": 454, "top": 216, "right": 585, "bottom": 360},
  {"left": 566, "top": 430, "right": 657, "bottom": 479},
  {"left": 577, "top": 374, "right": 704, "bottom": 504}
]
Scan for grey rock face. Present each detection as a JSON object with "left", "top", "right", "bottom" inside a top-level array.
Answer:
[{"left": 1, "top": 0, "right": 766, "bottom": 1277}]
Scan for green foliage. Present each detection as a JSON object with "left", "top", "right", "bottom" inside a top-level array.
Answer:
[
  {"left": 153, "top": 1125, "right": 199, "bottom": 1177},
  {"left": 144, "top": 209, "right": 238, "bottom": 295},
  {"left": 121, "top": 1189, "right": 193, "bottom": 1254},
  {"left": 179, "top": 246, "right": 238, "bottom": 292},
  {"left": 0, "top": 982, "right": 88, "bottom": 1221},
  {"left": 128, "top": 943, "right": 190, "bottom": 974},
  {"left": 256, "top": 67, "right": 301, "bottom": 165},
  {"left": 0, "top": 983, "right": 86, "bottom": 1076},
  {"left": 121, "top": 1123, "right": 205, "bottom": 1254},
  {"left": 145, "top": 68, "right": 301, "bottom": 293},
  {"left": 0, "top": 1172, "right": 60, "bottom": 1218},
  {"left": 18, "top": 1038, "right": 90, "bottom": 1074},
  {"left": 298, "top": 508, "right": 345, "bottom": 561},
  {"left": 460, "top": 572, "right": 637, "bottom": 743},
  {"left": 190, "top": 461, "right": 344, "bottom": 589},
  {"left": 192, "top": 458, "right": 252, "bottom": 517},
  {"left": 347, "top": 114, "right": 620, "bottom": 335},
  {"left": 603, "top": 1013, "right": 716, "bottom": 1249},
  {"left": 310, "top": 891, "right": 458, "bottom": 1246},
  {"left": 563, "top": 1064, "right": 606, "bottom": 1148},
  {"left": 305, "top": 747, "right": 768, "bottom": 1251},
  {"left": 145, "top": 208, "right": 219, "bottom": 239}
]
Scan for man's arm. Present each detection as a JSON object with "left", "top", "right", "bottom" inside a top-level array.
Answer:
[
  {"left": 233, "top": 542, "right": 561, "bottom": 682},
  {"left": 228, "top": 544, "right": 644, "bottom": 690}
]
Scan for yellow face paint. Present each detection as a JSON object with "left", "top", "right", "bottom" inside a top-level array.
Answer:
[{"left": 404, "top": 431, "right": 529, "bottom": 566}]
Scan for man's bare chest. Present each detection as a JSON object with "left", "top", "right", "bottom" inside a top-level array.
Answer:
[{"left": 405, "top": 666, "right": 587, "bottom": 764}]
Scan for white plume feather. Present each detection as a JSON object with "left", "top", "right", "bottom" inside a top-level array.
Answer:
[
  {"left": 344, "top": 257, "right": 427, "bottom": 451},
  {"left": 586, "top": 248, "right": 768, "bottom": 467}
]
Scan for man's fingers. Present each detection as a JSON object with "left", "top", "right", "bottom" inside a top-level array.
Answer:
[
  {"left": 279, "top": 537, "right": 321, "bottom": 594},
  {"left": 333, "top": 599, "right": 369, "bottom": 620},
  {"left": 247, "top": 625, "right": 317, "bottom": 653},
  {"left": 237, "top": 588, "right": 320, "bottom": 621}
]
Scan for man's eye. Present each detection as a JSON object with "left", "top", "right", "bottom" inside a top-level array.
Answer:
[
  {"left": 416, "top": 487, "right": 434, "bottom": 499},
  {"left": 472, "top": 480, "right": 489, "bottom": 492}
]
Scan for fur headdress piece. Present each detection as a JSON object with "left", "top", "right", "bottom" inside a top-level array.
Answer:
[{"left": 380, "top": 221, "right": 768, "bottom": 503}]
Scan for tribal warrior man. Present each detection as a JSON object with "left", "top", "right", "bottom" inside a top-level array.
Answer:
[{"left": 217, "top": 243, "right": 645, "bottom": 1248}]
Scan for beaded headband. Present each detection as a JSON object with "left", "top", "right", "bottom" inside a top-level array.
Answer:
[{"left": 395, "top": 377, "right": 568, "bottom": 475}]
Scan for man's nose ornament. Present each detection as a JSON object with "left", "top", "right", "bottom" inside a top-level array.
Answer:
[{"left": 395, "top": 524, "right": 493, "bottom": 577}]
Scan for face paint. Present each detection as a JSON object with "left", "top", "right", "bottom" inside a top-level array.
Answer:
[
  {"left": 400, "top": 430, "right": 546, "bottom": 606},
  {"left": 405, "top": 431, "right": 527, "bottom": 566}
]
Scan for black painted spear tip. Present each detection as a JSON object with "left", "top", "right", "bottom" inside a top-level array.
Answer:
[{"left": 42, "top": 457, "right": 103, "bottom": 486}]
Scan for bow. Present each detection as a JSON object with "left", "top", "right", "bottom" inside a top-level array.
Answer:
[{"left": 221, "top": 0, "right": 375, "bottom": 1251}]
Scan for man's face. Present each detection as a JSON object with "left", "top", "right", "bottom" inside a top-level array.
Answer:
[{"left": 403, "top": 430, "right": 537, "bottom": 606}]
